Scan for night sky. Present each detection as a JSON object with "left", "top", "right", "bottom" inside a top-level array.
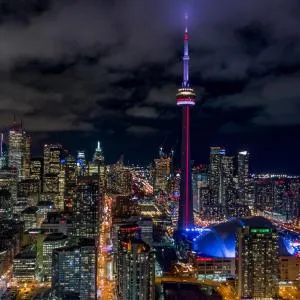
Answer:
[{"left": 0, "top": 0, "right": 300, "bottom": 173}]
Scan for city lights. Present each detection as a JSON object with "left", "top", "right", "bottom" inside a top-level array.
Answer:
[{"left": 0, "top": 4, "right": 299, "bottom": 300}]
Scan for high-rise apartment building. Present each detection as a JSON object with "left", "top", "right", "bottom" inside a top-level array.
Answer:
[
  {"left": 52, "top": 239, "right": 96, "bottom": 300},
  {"left": 221, "top": 156, "right": 235, "bottom": 213},
  {"left": 236, "top": 226, "right": 279, "bottom": 299},
  {"left": 192, "top": 165, "right": 208, "bottom": 213},
  {"left": 238, "top": 151, "right": 249, "bottom": 204},
  {"left": 209, "top": 147, "right": 225, "bottom": 205},
  {"left": 208, "top": 148, "right": 238, "bottom": 217},
  {"left": 117, "top": 225, "right": 154, "bottom": 300},
  {"left": 254, "top": 176, "right": 300, "bottom": 222}
]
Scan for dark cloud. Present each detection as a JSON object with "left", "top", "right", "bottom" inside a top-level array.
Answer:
[
  {"left": 126, "top": 125, "right": 158, "bottom": 135},
  {"left": 0, "top": 0, "right": 300, "bottom": 170},
  {"left": 126, "top": 106, "right": 159, "bottom": 119}
]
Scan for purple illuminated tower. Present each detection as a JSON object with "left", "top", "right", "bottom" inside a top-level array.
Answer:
[{"left": 176, "top": 14, "right": 196, "bottom": 230}]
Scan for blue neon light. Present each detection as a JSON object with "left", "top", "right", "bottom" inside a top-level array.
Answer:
[{"left": 189, "top": 217, "right": 300, "bottom": 258}]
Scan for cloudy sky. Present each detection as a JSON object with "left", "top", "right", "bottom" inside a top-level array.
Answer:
[{"left": 0, "top": 0, "right": 300, "bottom": 172}]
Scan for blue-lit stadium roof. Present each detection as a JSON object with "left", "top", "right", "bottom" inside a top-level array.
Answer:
[{"left": 190, "top": 216, "right": 298, "bottom": 258}]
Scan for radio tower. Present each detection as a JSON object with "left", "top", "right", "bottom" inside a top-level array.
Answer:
[{"left": 176, "top": 13, "right": 196, "bottom": 230}]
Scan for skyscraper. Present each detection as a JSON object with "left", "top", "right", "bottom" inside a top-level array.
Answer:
[
  {"left": 8, "top": 125, "right": 23, "bottom": 175},
  {"left": 192, "top": 165, "right": 208, "bottom": 213},
  {"left": 221, "top": 155, "right": 235, "bottom": 212},
  {"left": 64, "top": 155, "right": 77, "bottom": 210},
  {"left": 77, "top": 150, "right": 87, "bottom": 176},
  {"left": 8, "top": 124, "right": 31, "bottom": 180},
  {"left": 209, "top": 147, "right": 225, "bottom": 205},
  {"left": 52, "top": 239, "right": 96, "bottom": 300},
  {"left": 0, "top": 133, "right": 3, "bottom": 167},
  {"left": 238, "top": 151, "right": 249, "bottom": 203},
  {"left": 22, "top": 133, "right": 31, "bottom": 179},
  {"left": 89, "top": 141, "right": 106, "bottom": 198},
  {"left": 30, "top": 158, "right": 43, "bottom": 181},
  {"left": 92, "top": 141, "right": 104, "bottom": 163},
  {"left": 108, "top": 160, "right": 132, "bottom": 196},
  {"left": 117, "top": 225, "right": 154, "bottom": 300},
  {"left": 153, "top": 153, "right": 172, "bottom": 194},
  {"left": 73, "top": 176, "right": 99, "bottom": 239},
  {"left": 0, "top": 133, "right": 8, "bottom": 169},
  {"left": 0, "top": 169, "right": 17, "bottom": 218},
  {"left": 236, "top": 226, "right": 279, "bottom": 299},
  {"left": 43, "top": 144, "right": 65, "bottom": 210},
  {"left": 43, "top": 144, "right": 63, "bottom": 176},
  {"left": 176, "top": 14, "right": 196, "bottom": 230},
  {"left": 42, "top": 232, "right": 68, "bottom": 281}
]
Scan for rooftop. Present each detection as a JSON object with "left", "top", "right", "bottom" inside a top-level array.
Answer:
[
  {"left": 21, "top": 206, "right": 39, "bottom": 214},
  {"left": 43, "top": 232, "right": 67, "bottom": 242}
]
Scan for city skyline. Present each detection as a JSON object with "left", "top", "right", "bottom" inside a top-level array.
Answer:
[
  {"left": 0, "top": 0, "right": 299, "bottom": 173},
  {"left": 0, "top": 2, "right": 300, "bottom": 299},
  {"left": 2, "top": 124, "right": 299, "bottom": 175}
]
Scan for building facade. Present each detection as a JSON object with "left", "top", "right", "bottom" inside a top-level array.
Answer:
[
  {"left": 238, "top": 151, "right": 250, "bottom": 204},
  {"left": 73, "top": 176, "right": 99, "bottom": 239},
  {"left": 42, "top": 233, "right": 67, "bottom": 280},
  {"left": 236, "top": 227, "right": 279, "bottom": 299},
  {"left": 52, "top": 239, "right": 96, "bottom": 300},
  {"left": 117, "top": 233, "right": 154, "bottom": 300}
]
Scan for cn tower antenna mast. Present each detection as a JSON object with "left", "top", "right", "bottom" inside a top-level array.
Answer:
[
  {"left": 176, "top": 12, "right": 196, "bottom": 230},
  {"left": 183, "top": 12, "right": 190, "bottom": 87}
]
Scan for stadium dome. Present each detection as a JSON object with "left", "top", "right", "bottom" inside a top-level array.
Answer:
[{"left": 191, "top": 216, "right": 295, "bottom": 258}]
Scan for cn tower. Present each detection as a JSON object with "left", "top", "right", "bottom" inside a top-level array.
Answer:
[{"left": 176, "top": 13, "right": 196, "bottom": 230}]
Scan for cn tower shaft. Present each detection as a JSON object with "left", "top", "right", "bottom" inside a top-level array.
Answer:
[
  {"left": 179, "top": 106, "right": 193, "bottom": 229},
  {"left": 176, "top": 14, "right": 196, "bottom": 230}
]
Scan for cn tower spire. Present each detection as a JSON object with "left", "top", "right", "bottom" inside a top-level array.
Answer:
[{"left": 183, "top": 12, "right": 190, "bottom": 87}]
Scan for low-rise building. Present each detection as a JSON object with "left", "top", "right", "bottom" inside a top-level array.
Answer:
[
  {"left": 21, "top": 206, "right": 39, "bottom": 231},
  {"left": 194, "top": 256, "right": 235, "bottom": 281},
  {"left": 13, "top": 247, "right": 37, "bottom": 281}
]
